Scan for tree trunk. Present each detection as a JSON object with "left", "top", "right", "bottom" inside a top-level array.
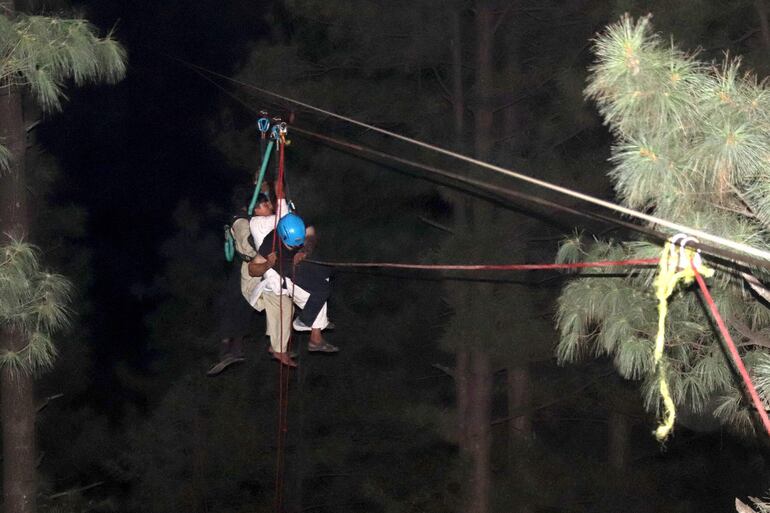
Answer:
[
  {"left": 0, "top": 3, "right": 36, "bottom": 511},
  {"left": 451, "top": 9, "right": 465, "bottom": 150},
  {"left": 507, "top": 363, "right": 534, "bottom": 513},
  {"left": 607, "top": 410, "right": 630, "bottom": 471},
  {"left": 466, "top": 349, "right": 491, "bottom": 513},
  {"left": 460, "top": 6, "right": 496, "bottom": 513},
  {"left": 0, "top": 89, "right": 27, "bottom": 238},
  {"left": 474, "top": 3, "right": 494, "bottom": 162},
  {"left": 456, "top": 349, "right": 470, "bottom": 454},
  {"left": 0, "top": 334, "right": 36, "bottom": 513},
  {"left": 507, "top": 364, "right": 532, "bottom": 452}
]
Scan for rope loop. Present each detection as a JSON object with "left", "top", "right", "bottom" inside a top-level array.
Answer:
[{"left": 652, "top": 235, "right": 713, "bottom": 441}]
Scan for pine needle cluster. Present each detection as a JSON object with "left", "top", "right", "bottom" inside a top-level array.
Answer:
[
  {"left": 0, "top": 13, "right": 126, "bottom": 109},
  {"left": 0, "top": 238, "right": 71, "bottom": 376},
  {"left": 556, "top": 15, "right": 770, "bottom": 435},
  {"left": 0, "top": 10, "right": 126, "bottom": 168}
]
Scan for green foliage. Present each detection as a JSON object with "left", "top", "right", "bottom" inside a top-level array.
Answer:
[
  {"left": 0, "top": 10, "right": 127, "bottom": 169},
  {"left": 0, "top": 13, "right": 126, "bottom": 110},
  {"left": 0, "top": 238, "right": 71, "bottom": 375},
  {"left": 587, "top": 14, "right": 770, "bottom": 239},
  {"left": 556, "top": 14, "right": 770, "bottom": 435}
]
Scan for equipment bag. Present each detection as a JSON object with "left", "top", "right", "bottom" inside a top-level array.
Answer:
[{"left": 229, "top": 216, "right": 258, "bottom": 262}]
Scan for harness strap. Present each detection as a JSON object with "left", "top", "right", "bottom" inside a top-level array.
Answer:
[{"left": 223, "top": 226, "right": 235, "bottom": 262}]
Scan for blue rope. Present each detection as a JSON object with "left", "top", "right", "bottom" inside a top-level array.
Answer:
[{"left": 248, "top": 139, "right": 276, "bottom": 215}]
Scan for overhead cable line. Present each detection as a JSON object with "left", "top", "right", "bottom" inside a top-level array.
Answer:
[
  {"left": 289, "top": 126, "right": 770, "bottom": 271},
  {"left": 305, "top": 258, "right": 660, "bottom": 271},
  {"left": 169, "top": 54, "right": 770, "bottom": 272},
  {"left": 184, "top": 62, "right": 674, "bottom": 257},
  {"left": 165, "top": 55, "right": 770, "bottom": 266},
  {"left": 186, "top": 63, "right": 606, "bottom": 231},
  {"left": 188, "top": 59, "right": 770, "bottom": 270}
]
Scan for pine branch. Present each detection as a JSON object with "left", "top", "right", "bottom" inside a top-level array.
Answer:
[
  {"left": 731, "top": 318, "right": 770, "bottom": 350},
  {"left": 557, "top": 14, "right": 770, "bottom": 434}
]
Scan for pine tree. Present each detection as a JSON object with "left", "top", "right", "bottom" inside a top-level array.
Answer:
[
  {"left": 555, "top": 14, "right": 770, "bottom": 439},
  {"left": 0, "top": 3, "right": 125, "bottom": 512}
]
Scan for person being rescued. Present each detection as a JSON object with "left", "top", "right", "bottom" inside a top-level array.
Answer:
[{"left": 247, "top": 184, "right": 338, "bottom": 367}]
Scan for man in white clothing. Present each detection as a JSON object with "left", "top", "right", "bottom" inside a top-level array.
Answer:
[{"left": 248, "top": 185, "right": 337, "bottom": 366}]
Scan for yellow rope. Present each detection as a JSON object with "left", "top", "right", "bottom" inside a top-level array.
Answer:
[{"left": 652, "top": 241, "right": 713, "bottom": 441}]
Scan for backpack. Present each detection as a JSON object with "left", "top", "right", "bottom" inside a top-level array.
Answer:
[{"left": 227, "top": 216, "right": 258, "bottom": 262}]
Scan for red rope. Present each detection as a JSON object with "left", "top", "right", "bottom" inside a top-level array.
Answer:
[
  {"left": 306, "top": 257, "right": 659, "bottom": 271},
  {"left": 273, "top": 137, "right": 292, "bottom": 513},
  {"left": 691, "top": 261, "right": 770, "bottom": 438}
]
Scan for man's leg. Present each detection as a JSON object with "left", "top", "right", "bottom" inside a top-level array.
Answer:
[
  {"left": 286, "top": 281, "right": 329, "bottom": 330},
  {"left": 260, "top": 291, "right": 295, "bottom": 365},
  {"left": 213, "top": 264, "right": 256, "bottom": 361},
  {"left": 285, "top": 280, "right": 338, "bottom": 352},
  {"left": 292, "top": 262, "right": 332, "bottom": 328}
]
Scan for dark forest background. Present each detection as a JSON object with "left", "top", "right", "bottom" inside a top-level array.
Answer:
[{"left": 16, "top": 0, "right": 770, "bottom": 512}]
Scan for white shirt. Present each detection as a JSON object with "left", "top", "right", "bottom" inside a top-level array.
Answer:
[{"left": 249, "top": 199, "right": 289, "bottom": 302}]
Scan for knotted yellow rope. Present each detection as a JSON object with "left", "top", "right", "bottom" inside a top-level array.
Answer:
[{"left": 653, "top": 240, "right": 713, "bottom": 441}]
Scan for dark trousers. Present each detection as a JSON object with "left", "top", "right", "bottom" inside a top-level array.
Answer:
[{"left": 293, "top": 262, "right": 332, "bottom": 326}]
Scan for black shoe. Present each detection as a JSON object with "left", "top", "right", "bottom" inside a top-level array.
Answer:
[
  {"left": 308, "top": 340, "right": 339, "bottom": 353},
  {"left": 207, "top": 355, "right": 245, "bottom": 377}
]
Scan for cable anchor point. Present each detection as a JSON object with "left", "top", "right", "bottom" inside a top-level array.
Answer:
[{"left": 669, "top": 234, "right": 711, "bottom": 276}]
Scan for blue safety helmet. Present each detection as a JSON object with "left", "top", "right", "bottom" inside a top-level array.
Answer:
[{"left": 277, "top": 213, "right": 306, "bottom": 247}]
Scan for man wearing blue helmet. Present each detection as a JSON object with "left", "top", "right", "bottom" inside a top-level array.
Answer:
[{"left": 248, "top": 198, "right": 337, "bottom": 366}]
